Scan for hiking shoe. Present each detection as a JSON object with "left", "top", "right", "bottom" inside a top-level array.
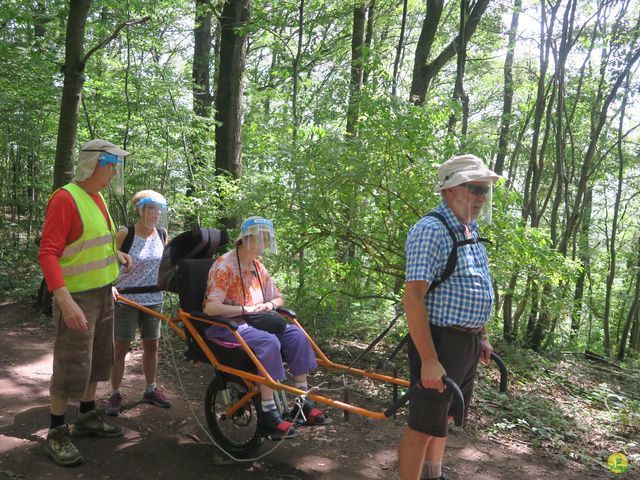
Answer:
[
  {"left": 141, "top": 387, "right": 172, "bottom": 408},
  {"left": 258, "top": 409, "right": 298, "bottom": 440},
  {"left": 105, "top": 392, "right": 123, "bottom": 416},
  {"left": 44, "top": 425, "right": 84, "bottom": 466},
  {"left": 73, "top": 410, "right": 123, "bottom": 437}
]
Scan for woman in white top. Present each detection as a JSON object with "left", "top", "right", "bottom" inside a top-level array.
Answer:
[{"left": 106, "top": 190, "right": 170, "bottom": 416}]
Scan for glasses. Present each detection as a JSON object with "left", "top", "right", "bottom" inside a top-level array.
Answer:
[{"left": 459, "top": 183, "right": 490, "bottom": 196}]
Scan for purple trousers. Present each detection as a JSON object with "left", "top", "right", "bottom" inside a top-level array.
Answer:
[{"left": 205, "top": 323, "right": 317, "bottom": 381}]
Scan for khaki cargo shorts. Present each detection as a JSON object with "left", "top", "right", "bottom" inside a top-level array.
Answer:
[{"left": 50, "top": 285, "right": 114, "bottom": 400}]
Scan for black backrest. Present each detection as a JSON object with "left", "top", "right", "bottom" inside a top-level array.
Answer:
[
  {"left": 175, "top": 258, "right": 215, "bottom": 313},
  {"left": 157, "top": 225, "right": 228, "bottom": 293}
]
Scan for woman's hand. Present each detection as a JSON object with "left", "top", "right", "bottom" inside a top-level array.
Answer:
[
  {"left": 252, "top": 302, "right": 274, "bottom": 313},
  {"left": 242, "top": 304, "right": 258, "bottom": 314}
]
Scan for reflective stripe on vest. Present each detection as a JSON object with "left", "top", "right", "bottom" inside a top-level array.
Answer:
[{"left": 58, "top": 183, "right": 119, "bottom": 293}]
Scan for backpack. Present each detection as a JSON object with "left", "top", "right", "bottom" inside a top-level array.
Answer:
[
  {"left": 120, "top": 225, "right": 167, "bottom": 255},
  {"left": 156, "top": 224, "right": 229, "bottom": 293}
]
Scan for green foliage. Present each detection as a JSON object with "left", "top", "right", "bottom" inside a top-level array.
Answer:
[
  {"left": 476, "top": 344, "right": 639, "bottom": 471},
  {"left": 0, "top": 241, "right": 41, "bottom": 303}
]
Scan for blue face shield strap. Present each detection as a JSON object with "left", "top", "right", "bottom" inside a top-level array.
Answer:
[
  {"left": 240, "top": 217, "right": 274, "bottom": 234},
  {"left": 98, "top": 152, "right": 123, "bottom": 167},
  {"left": 137, "top": 197, "right": 167, "bottom": 210}
]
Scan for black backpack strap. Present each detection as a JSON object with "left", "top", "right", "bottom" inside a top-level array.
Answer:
[
  {"left": 156, "top": 227, "right": 167, "bottom": 245},
  {"left": 425, "top": 212, "right": 459, "bottom": 291},
  {"left": 120, "top": 225, "right": 135, "bottom": 254}
]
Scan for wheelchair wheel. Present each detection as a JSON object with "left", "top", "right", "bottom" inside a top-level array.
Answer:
[{"left": 204, "top": 375, "right": 261, "bottom": 457}]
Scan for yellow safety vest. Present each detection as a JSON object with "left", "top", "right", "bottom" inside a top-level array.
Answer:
[{"left": 58, "top": 183, "right": 119, "bottom": 293}]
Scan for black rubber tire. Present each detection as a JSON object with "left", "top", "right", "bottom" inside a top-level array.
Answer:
[{"left": 204, "top": 376, "right": 261, "bottom": 457}]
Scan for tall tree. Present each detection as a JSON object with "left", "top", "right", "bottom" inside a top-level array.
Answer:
[
  {"left": 52, "top": 0, "right": 92, "bottom": 190},
  {"left": 214, "top": 0, "right": 251, "bottom": 181},
  {"left": 187, "top": 0, "right": 215, "bottom": 201},
  {"left": 409, "top": 0, "right": 489, "bottom": 105},
  {"left": 52, "top": 0, "right": 148, "bottom": 190},
  {"left": 346, "top": 1, "right": 367, "bottom": 136},
  {"left": 447, "top": 0, "right": 471, "bottom": 139},
  {"left": 494, "top": 0, "right": 521, "bottom": 175}
]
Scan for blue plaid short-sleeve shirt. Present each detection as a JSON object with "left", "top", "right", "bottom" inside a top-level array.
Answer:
[{"left": 405, "top": 201, "right": 494, "bottom": 328}]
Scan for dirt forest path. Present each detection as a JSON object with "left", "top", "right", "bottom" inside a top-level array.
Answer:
[{"left": 0, "top": 302, "right": 613, "bottom": 480}]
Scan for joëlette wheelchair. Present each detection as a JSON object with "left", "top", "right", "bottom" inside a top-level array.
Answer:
[{"left": 116, "top": 226, "right": 508, "bottom": 457}]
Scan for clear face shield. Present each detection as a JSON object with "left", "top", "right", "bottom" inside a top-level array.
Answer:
[
  {"left": 459, "top": 181, "right": 493, "bottom": 225},
  {"left": 98, "top": 153, "right": 125, "bottom": 196},
  {"left": 239, "top": 218, "right": 277, "bottom": 255},
  {"left": 136, "top": 197, "right": 168, "bottom": 231}
]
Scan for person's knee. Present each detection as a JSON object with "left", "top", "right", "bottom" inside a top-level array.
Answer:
[
  {"left": 114, "top": 341, "right": 130, "bottom": 359},
  {"left": 142, "top": 339, "right": 159, "bottom": 354}
]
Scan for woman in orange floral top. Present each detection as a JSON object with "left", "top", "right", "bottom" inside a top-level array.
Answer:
[{"left": 203, "top": 217, "right": 326, "bottom": 439}]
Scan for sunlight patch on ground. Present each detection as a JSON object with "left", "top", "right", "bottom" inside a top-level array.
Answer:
[
  {"left": 295, "top": 454, "right": 338, "bottom": 473},
  {"left": 0, "top": 434, "right": 35, "bottom": 455},
  {"left": 459, "top": 445, "right": 488, "bottom": 461}
]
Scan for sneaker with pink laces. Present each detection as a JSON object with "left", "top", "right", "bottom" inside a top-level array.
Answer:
[{"left": 142, "top": 387, "right": 172, "bottom": 408}]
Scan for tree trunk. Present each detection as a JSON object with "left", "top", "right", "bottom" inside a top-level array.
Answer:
[
  {"left": 362, "top": 0, "right": 375, "bottom": 86},
  {"left": 214, "top": 0, "right": 251, "bottom": 180},
  {"left": 391, "top": 0, "right": 408, "bottom": 97},
  {"left": 409, "top": 0, "right": 489, "bottom": 105},
  {"left": 559, "top": 21, "right": 640, "bottom": 255},
  {"left": 502, "top": 272, "right": 518, "bottom": 341},
  {"left": 447, "top": 0, "right": 470, "bottom": 140},
  {"left": 53, "top": 0, "right": 92, "bottom": 191},
  {"left": 522, "top": 0, "right": 559, "bottom": 227},
  {"left": 525, "top": 282, "right": 540, "bottom": 348},
  {"left": 494, "top": 0, "right": 521, "bottom": 175},
  {"left": 346, "top": 1, "right": 367, "bottom": 136},
  {"left": 603, "top": 75, "right": 631, "bottom": 356},
  {"left": 571, "top": 188, "right": 592, "bottom": 339},
  {"left": 618, "top": 236, "right": 640, "bottom": 359},
  {"left": 188, "top": 0, "right": 214, "bottom": 201},
  {"left": 193, "top": 0, "right": 213, "bottom": 118}
]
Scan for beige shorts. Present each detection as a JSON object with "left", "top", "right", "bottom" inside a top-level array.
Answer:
[{"left": 50, "top": 285, "right": 114, "bottom": 400}]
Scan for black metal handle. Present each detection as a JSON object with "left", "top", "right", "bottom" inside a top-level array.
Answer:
[
  {"left": 384, "top": 384, "right": 418, "bottom": 418},
  {"left": 443, "top": 377, "right": 464, "bottom": 427},
  {"left": 490, "top": 352, "right": 508, "bottom": 393},
  {"left": 384, "top": 376, "right": 465, "bottom": 427}
]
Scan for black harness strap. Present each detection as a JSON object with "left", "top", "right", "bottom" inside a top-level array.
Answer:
[{"left": 387, "top": 212, "right": 490, "bottom": 362}]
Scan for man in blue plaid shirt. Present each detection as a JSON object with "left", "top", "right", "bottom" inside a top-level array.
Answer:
[{"left": 398, "top": 154, "right": 501, "bottom": 480}]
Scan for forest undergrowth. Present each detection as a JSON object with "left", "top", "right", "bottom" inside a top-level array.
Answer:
[{"left": 315, "top": 332, "right": 640, "bottom": 476}]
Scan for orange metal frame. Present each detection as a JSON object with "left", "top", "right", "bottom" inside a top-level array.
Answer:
[{"left": 117, "top": 296, "right": 409, "bottom": 420}]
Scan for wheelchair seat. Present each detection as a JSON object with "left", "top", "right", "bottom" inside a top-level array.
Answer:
[{"left": 175, "top": 258, "right": 256, "bottom": 372}]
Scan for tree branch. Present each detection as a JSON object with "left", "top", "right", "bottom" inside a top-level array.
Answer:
[{"left": 81, "top": 16, "right": 150, "bottom": 65}]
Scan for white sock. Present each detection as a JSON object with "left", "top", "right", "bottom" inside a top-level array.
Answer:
[
  {"left": 261, "top": 399, "right": 276, "bottom": 412},
  {"left": 423, "top": 460, "right": 442, "bottom": 479},
  {"left": 111, "top": 388, "right": 122, "bottom": 396},
  {"left": 145, "top": 383, "right": 157, "bottom": 394},
  {"left": 294, "top": 380, "right": 308, "bottom": 391}
]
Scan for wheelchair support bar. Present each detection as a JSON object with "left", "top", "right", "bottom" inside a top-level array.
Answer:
[
  {"left": 189, "top": 311, "right": 239, "bottom": 330},
  {"left": 490, "top": 352, "right": 508, "bottom": 393},
  {"left": 383, "top": 377, "right": 465, "bottom": 427},
  {"left": 276, "top": 307, "right": 296, "bottom": 317}
]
